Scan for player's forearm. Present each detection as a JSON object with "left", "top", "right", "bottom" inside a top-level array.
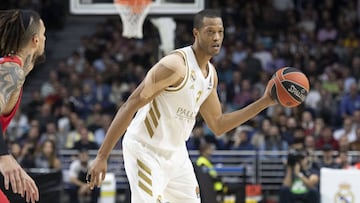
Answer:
[
  {"left": 97, "top": 102, "right": 137, "bottom": 160},
  {"left": 213, "top": 96, "right": 272, "bottom": 135}
]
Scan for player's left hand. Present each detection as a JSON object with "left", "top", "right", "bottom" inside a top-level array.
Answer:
[
  {"left": 86, "top": 156, "right": 107, "bottom": 190},
  {"left": 0, "top": 155, "right": 39, "bottom": 203}
]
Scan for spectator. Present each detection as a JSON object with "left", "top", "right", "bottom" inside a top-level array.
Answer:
[
  {"left": 19, "top": 121, "right": 41, "bottom": 148},
  {"left": 281, "top": 116, "right": 298, "bottom": 145},
  {"left": 333, "top": 117, "right": 356, "bottom": 142},
  {"left": 34, "top": 103, "right": 56, "bottom": 132},
  {"left": 279, "top": 150, "right": 320, "bottom": 203},
  {"left": 265, "top": 47, "right": 286, "bottom": 74},
  {"left": 57, "top": 104, "right": 72, "bottom": 148},
  {"left": 187, "top": 123, "right": 208, "bottom": 150},
  {"left": 68, "top": 150, "right": 100, "bottom": 203},
  {"left": 304, "top": 80, "right": 322, "bottom": 112},
  {"left": 73, "top": 127, "right": 98, "bottom": 151},
  {"left": 304, "top": 135, "right": 320, "bottom": 170},
  {"left": 226, "top": 70, "right": 242, "bottom": 109},
  {"left": 242, "top": 46, "right": 262, "bottom": 83},
  {"left": 196, "top": 143, "right": 223, "bottom": 194},
  {"left": 338, "top": 135, "right": 350, "bottom": 152},
  {"left": 20, "top": 142, "right": 37, "bottom": 169},
  {"left": 352, "top": 109, "right": 360, "bottom": 129},
  {"left": 339, "top": 82, "right": 360, "bottom": 118},
  {"left": 251, "top": 118, "right": 270, "bottom": 149},
  {"left": 39, "top": 121, "right": 62, "bottom": 145},
  {"left": 318, "top": 144, "right": 340, "bottom": 169},
  {"left": 231, "top": 41, "right": 246, "bottom": 64},
  {"left": 341, "top": 67, "right": 356, "bottom": 94},
  {"left": 34, "top": 139, "right": 61, "bottom": 170},
  {"left": 321, "top": 66, "right": 340, "bottom": 96},
  {"left": 260, "top": 125, "right": 288, "bottom": 159},
  {"left": 40, "top": 70, "right": 59, "bottom": 99},
  {"left": 7, "top": 108, "right": 29, "bottom": 142},
  {"left": 317, "top": 21, "right": 338, "bottom": 42},
  {"left": 254, "top": 42, "right": 273, "bottom": 71},
  {"left": 65, "top": 117, "right": 95, "bottom": 149},
  {"left": 335, "top": 150, "right": 352, "bottom": 169},
  {"left": 9, "top": 142, "right": 23, "bottom": 163},
  {"left": 313, "top": 117, "right": 325, "bottom": 138},
  {"left": 230, "top": 126, "right": 255, "bottom": 150},
  {"left": 23, "top": 90, "right": 43, "bottom": 120},
  {"left": 315, "top": 126, "right": 339, "bottom": 150},
  {"left": 79, "top": 83, "right": 98, "bottom": 119},
  {"left": 217, "top": 81, "right": 229, "bottom": 105},
  {"left": 94, "top": 114, "right": 113, "bottom": 148},
  {"left": 232, "top": 79, "right": 253, "bottom": 109},
  {"left": 86, "top": 111, "right": 102, "bottom": 132},
  {"left": 300, "top": 110, "right": 315, "bottom": 137},
  {"left": 67, "top": 51, "right": 86, "bottom": 74},
  {"left": 349, "top": 126, "right": 360, "bottom": 150},
  {"left": 272, "top": 0, "right": 294, "bottom": 12}
]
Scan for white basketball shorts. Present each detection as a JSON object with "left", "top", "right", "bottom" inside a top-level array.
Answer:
[{"left": 122, "top": 137, "right": 201, "bottom": 203}]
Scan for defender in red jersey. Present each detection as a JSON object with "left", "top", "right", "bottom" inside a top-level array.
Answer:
[{"left": 0, "top": 9, "right": 46, "bottom": 203}]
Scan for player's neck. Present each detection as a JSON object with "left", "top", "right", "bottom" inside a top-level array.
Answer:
[
  {"left": 191, "top": 45, "right": 211, "bottom": 70},
  {"left": 15, "top": 50, "right": 35, "bottom": 75},
  {"left": 16, "top": 49, "right": 32, "bottom": 65}
]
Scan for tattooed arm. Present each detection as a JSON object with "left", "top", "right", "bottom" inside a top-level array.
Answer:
[{"left": 0, "top": 61, "right": 26, "bottom": 114}]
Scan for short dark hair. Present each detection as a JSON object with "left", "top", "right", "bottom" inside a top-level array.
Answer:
[
  {"left": 0, "top": 9, "right": 41, "bottom": 56},
  {"left": 193, "top": 9, "right": 221, "bottom": 29}
]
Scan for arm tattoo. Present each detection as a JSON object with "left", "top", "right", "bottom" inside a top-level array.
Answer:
[{"left": 0, "top": 62, "right": 25, "bottom": 113}]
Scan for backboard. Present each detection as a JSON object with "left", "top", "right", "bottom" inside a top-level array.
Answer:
[{"left": 70, "top": 0, "right": 205, "bottom": 15}]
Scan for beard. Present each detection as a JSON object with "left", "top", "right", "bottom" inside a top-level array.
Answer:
[{"left": 33, "top": 53, "right": 46, "bottom": 65}]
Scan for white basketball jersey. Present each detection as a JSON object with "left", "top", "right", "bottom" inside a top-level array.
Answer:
[{"left": 125, "top": 46, "right": 215, "bottom": 151}]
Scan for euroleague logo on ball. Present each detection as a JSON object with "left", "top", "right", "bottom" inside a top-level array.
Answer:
[{"left": 270, "top": 67, "right": 310, "bottom": 108}]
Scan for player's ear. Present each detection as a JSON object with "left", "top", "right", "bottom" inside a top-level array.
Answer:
[
  {"left": 193, "top": 28, "right": 198, "bottom": 37},
  {"left": 31, "top": 34, "right": 39, "bottom": 47}
]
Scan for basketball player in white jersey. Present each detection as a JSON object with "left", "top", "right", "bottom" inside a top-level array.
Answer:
[{"left": 87, "top": 9, "right": 276, "bottom": 202}]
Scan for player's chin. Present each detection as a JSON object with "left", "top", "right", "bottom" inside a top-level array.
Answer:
[
  {"left": 34, "top": 54, "right": 46, "bottom": 65},
  {"left": 210, "top": 46, "right": 221, "bottom": 55},
  {"left": 210, "top": 50, "right": 220, "bottom": 57}
]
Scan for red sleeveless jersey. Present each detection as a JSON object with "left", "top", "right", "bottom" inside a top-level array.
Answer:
[{"left": 0, "top": 56, "right": 23, "bottom": 133}]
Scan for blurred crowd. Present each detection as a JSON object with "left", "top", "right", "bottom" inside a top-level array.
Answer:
[{"left": 3, "top": 0, "right": 360, "bottom": 177}]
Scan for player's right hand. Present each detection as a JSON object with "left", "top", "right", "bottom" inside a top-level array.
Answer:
[
  {"left": 86, "top": 156, "right": 107, "bottom": 190},
  {"left": 0, "top": 155, "right": 39, "bottom": 203},
  {"left": 262, "top": 79, "right": 277, "bottom": 106}
]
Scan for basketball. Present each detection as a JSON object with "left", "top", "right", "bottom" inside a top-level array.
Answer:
[{"left": 269, "top": 67, "right": 310, "bottom": 108}]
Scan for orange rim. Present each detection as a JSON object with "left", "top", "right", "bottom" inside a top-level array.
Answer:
[
  {"left": 114, "top": 0, "right": 152, "bottom": 6},
  {"left": 114, "top": 0, "right": 152, "bottom": 14}
]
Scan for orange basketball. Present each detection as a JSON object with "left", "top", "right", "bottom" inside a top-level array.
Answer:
[{"left": 269, "top": 67, "right": 310, "bottom": 108}]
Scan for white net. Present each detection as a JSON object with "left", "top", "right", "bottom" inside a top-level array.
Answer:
[{"left": 114, "top": 2, "right": 151, "bottom": 39}]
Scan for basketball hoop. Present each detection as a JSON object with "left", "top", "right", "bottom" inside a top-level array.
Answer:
[{"left": 113, "top": 0, "right": 152, "bottom": 39}]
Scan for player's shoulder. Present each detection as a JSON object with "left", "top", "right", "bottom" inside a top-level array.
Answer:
[
  {"left": 159, "top": 51, "right": 185, "bottom": 65},
  {"left": 0, "top": 59, "right": 22, "bottom": 73},
  {"left": 156, "top": 51, "right": 186, "bottom": 74}
]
